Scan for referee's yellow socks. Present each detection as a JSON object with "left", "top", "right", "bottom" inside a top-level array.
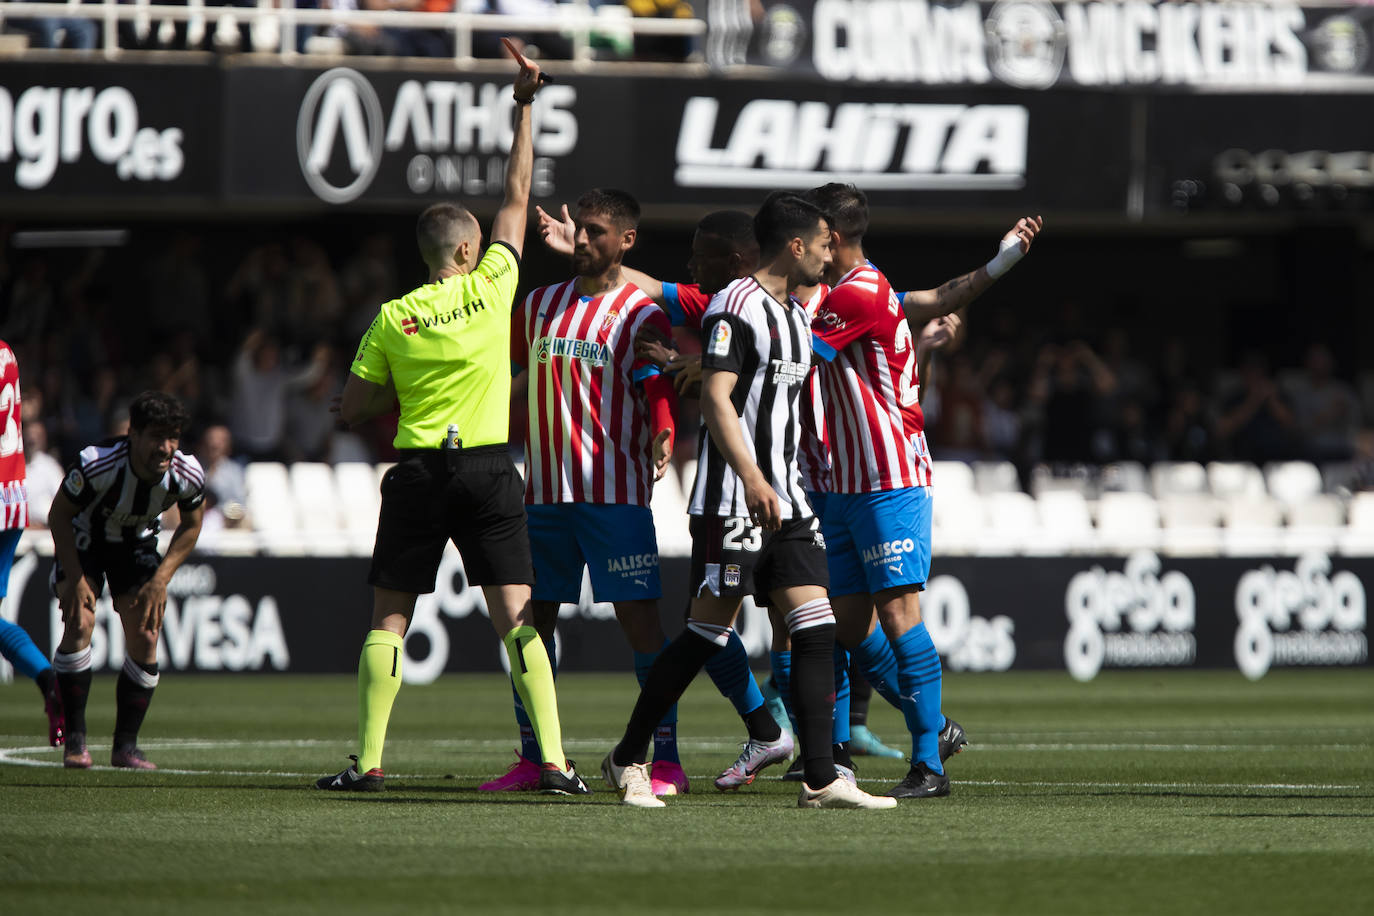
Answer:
[
  {"left": 502, "top": 626, "right": 566, "bottom": 768},
  {"left": 357, "top": 629, "right": 404, "bottom": 774}
]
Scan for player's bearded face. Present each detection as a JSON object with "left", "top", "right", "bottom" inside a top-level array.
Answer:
[
  {"left": 572, "top": 210, "right": 627, "bottom": 278},
  {"left": 130, "top": 425, "right": 178, "bottom": 479}
]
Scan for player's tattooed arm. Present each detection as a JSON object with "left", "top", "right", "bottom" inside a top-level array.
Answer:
[{"left": 901, "top": 215, "right": 1043, "bottom": 327}]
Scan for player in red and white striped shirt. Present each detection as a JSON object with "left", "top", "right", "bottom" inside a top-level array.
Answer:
[
  {"left": 491, "top": 188, "right": 690, "bottom": 796},
  {"left": 807, "top": 183, "right": 1041, "bottom": 800},
  {"left": 0, "top": 340, "right": 65, "bottom": 747}
]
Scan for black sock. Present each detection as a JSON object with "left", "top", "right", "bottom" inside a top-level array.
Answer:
[
  {"left": 113, "top": 662, "right": 158, "bottom": 750},
  {"left": 35, "top": 668, "right": 57, "bottom": 698},
  {"left": 849, "top": 666, "right": 873, "bottom": 727},
  {"left": 613, "top": 629, "right": 720, "bottom": 767},
  {"left": 743, "top": 704, "right": 782, "bottom": 743},
  {"left": 833, "top": 741, "right": 854, "bottom": 772},
  {"left": 791, "top": 623, "right": 839, "bottom": 788},
  {"left": 57, "top": 669, "right": 92, "bottom": 737}
]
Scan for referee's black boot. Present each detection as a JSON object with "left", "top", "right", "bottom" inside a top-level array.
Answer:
[
  {"left": 316, "top": 755, "right": 384, "bottom": 792},
  {"left": 540, "top": 759, "right": 593, "bottom": 796}
]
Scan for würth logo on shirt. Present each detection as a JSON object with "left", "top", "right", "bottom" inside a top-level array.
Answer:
[{"left": 401, "top": 317, "right": 419, "bottom": 336}]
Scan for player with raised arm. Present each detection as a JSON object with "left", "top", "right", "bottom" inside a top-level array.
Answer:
[
  {"left": 0, "top": 339, "right": 65, "bottom": 747},
  {"left": 805, "top": 182, "right": 1040, "bottom": 798},
  {"left": 600, "top": 192, "right": 895, "bottom": 810},
  {"left": 318, "top": 40, "right": 589, "bottom": 796},
  {"left": 484, "top": 188, "right": 692, "bottom": 796},
  {"left": 49, "top": 391, "right": 205, "bottom": 769}
]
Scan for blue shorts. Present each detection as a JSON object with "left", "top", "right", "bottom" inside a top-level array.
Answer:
[
  {"left": 821, "top": 487, "right": 932, "bottom": 597},
  {"left": 0, "top": 528, "right": 20, "bottom": 598},
  {"left": 526, "top": 503, "right": 661, "bottom": 603},
  {"left": 806, "top": 491, "right": 828, "bottom": 522}
]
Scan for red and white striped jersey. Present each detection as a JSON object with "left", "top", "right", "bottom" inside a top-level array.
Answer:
[
  {"left": 513, "top": 280, "right": 671, "bottom": 507},
  {"left": 794, "top": 285, "right": 831, "bottom": 495},
  {"left": 811, "top": 263, "right": 932, "bottom": 493},
  {"left": 0, "top": 340, "right": 27, "bottom": 530}
]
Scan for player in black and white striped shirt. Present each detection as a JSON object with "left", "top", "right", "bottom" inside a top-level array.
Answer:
[
  {"left": 602, "top": 192, "right": 895, "bottom": 810},
  {"left": 48, "top": 391, "right": 205, "bottom": 770}
]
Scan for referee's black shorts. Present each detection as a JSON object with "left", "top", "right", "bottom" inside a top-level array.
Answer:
[{"left": 368, "top": 445, "right": 534, "bottom": 593}]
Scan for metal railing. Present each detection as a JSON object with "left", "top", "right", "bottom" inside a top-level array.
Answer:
[{"left": 0, "top": 0, "right": 706, "bottom": 63}]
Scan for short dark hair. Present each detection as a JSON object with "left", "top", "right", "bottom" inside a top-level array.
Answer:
[
  {"left": 416, "top": 202, "right": 478, "bottom": 266},
  {"left": 129, "top": 391, "right": 190, "bottom": 437},
  {"left": 696, "top": 210, "right": 756, "bottom": 252},
  {"left": 753, "top": 191, "right": 828, "bottom": 260},
  {"left": 804, "top": 183, "right": 868, "bottom": 242},
  {"left": 576, "top": 188, "right": 641, "bottom": 230}
]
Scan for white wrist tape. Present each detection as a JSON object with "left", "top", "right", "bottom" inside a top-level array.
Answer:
[{"left": 986, "top": 235, "right": 1024, "bottom": 279}]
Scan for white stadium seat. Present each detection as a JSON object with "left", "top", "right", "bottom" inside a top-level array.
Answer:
[
  {"left": 245, "top": 462, "right": 301, "bottom": 553},
  {"left": 1265, "top": 461, "right": 1323, "bottom": 506},
  {"left": 1283, "top": 494, "right": 1345, "bottom": 554},
  {"left": 931, "top": 460, "right": 975, "bottom": 496},
  {"left": 972, "top": 461, "right": 1020, "bottom": 495},
  {"left": 334, "top": 462, "right": 383, "bottom": 555},
  {"left": 1095, "top": 492, "right": 1161, "bottom": 552},
  {"left": 1151, "top": 461, "right": 1208, "bottom": 498},
  {"left": 1035, "top": 490, "right": 1097, "bottom": 554},
  {"left": 1208, "top": 462, "right": 1266, "bottom": 500},
  {"left": 932, "top": 489, "right": 984, "bottom": 555},
  {"left": 1158, "top": 494, "right": 1223, "bottom": 556},
  {"left": 1099, "top": 461, "right": 1150, "bottom": 494},
  {"left": 977, "top": 491, "right": 1039, "bottom": 555},
  {"left": 1220, "top": 495, "right": 1284, "bottom": 556},
  {"left": 1338, "top": 492, "right": 1374, "bottom": 556},
  {"left": 288, "top": 463, "right": 351, "bottom": 556}
]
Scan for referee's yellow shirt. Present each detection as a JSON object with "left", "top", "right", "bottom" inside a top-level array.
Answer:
[{"left": 351, "top": 241, "right": 519, "bottom": 450}]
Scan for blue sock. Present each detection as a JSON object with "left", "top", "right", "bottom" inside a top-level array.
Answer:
[
  {"left": 893, "top": 623, "right": 945, "bottom": 773},
  {"left": 513, "top": 631, "right": 557, "bottom": 762},
  {"left": 832, "top": 645, "right": 851, "bottom": 745},
  {"left": 636, "top": 641, "right": 680, "bottom": 765},
  {"left": 703, "top": 629, "right": 765, "bottom": 717},
  {"left": 0, "top": 620, "right": 50, "bottom": 681},
  {"left": 768, "top": 649, "right": 797, "bottom": 731},
  {"left": 852, "top": 628, "right": 903, "bottom": 711}
]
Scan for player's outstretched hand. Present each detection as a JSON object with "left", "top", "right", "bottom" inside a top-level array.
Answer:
[
  {"left": 652, "top": 429, "right": 674, "bottom": 481},
  {"left": 536, "top": 204, "right": 576, "bottom": 257},
  {"left": 502, "top": 37, "right": 543, "bottom": 102},
  {"left": 1007, "top": 215, "right": 1044, "bottom": 254}
]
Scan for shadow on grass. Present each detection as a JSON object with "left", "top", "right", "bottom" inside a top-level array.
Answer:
[{"left": 1189, "top": 812, "right": 1374, "bottom": 819}]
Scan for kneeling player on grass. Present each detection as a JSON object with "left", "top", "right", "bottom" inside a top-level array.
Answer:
[
  {"left": 601, "top": 192, "right": 894, "bottom": 810},
  {"left": 48, "top": 391, "right": 205, "bottom": 770}
]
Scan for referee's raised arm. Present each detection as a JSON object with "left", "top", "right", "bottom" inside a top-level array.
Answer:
[{"left": 490, "top": 38, "right": 545, "bottom": 258}]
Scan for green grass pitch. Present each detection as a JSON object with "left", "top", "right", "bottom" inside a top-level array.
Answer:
[{"left": 1, "top": 669, "right": 1371, "bottom": 915}]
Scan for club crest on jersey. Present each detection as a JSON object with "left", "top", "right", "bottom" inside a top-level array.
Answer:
[
  {"left": 537, "top": 335, "right": 611, "bottom": 367},
  {"left": 401, "top": 316, "right": 419, "bottom": 336},
  {"left": 770, "top": 358, "right": 809, "bottom": 387},
  {"left": 723, "top": 563, "right": 742, "bottom": 588},
  {"left": 601, "top": 309, "right": 621, "bottom": 332},
  {"left": 709, "top": 320, "right": 732, "bottom": 357}
]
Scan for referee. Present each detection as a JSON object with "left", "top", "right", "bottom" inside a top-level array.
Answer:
[{"left": 317, "top": 40, "right": 588, "bottom": 796}]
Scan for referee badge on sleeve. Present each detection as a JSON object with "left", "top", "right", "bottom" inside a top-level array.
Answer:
[{"left": 709, "top": 320, "right": 733, "bottom": 357}]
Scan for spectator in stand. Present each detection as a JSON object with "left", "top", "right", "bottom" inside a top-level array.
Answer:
[
  {"left": 982, "top": 375, "right": 1023, "bottom": 464},
  {"left": 1215, "top": 351, "right": 1296, "bottom": 464},
  {"left": 1288, "top": 343, "right": 1359, "bottom": 462},
  {"left": 932, "top": 354, "right": 987, "bottom": 463},
  {"left": 228, "top": 329, "right": 331, "bottom": 463},
  {"left": 284, "top": 346, "right": 345, "bottom": 463},
  {"left": 464, "top": 0, "right": 575, "bottom": 60},
  {"left": 1349, "top": 429, "right": 1374, "bottom": 492},
  {"left": 195, "top": 425, "right": 248, "bottom": 528},
  {"left": 1035, "top": 341, "right": 1117, "bottom": 466},
  {"left": 627, "top": 0, "right": 698, "bottom": 61},
  {"left": 22, "top": 419, "right": 63, "bottom": 528},
  {"left": 1162, "top": 383, "right": 1213, "bottom": 464},
  {"left": 13, "top": 0, "right": 98, "bottom": 50}
]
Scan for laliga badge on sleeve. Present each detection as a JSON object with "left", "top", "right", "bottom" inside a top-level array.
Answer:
[
  {"left": 709, "top": 320, "right": 733, "bottom": 357},
  {"left": 64, "top": 468, "right": 84, "bottom": 497}
]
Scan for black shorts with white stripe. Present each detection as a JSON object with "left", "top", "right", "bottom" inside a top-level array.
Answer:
[
  {"left": 688, "top": 514, "right": 828, "bottom": 607},
  {"left": 49, "top": 539, "right": 162, "bottom": 600}
]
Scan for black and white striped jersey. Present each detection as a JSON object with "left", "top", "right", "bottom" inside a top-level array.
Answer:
[
  {"left": 60, "top": 437, "right": 205, "bottom": 547},
  {"left": 688, "top": 276, "right": 814, "bottom": 520}
]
